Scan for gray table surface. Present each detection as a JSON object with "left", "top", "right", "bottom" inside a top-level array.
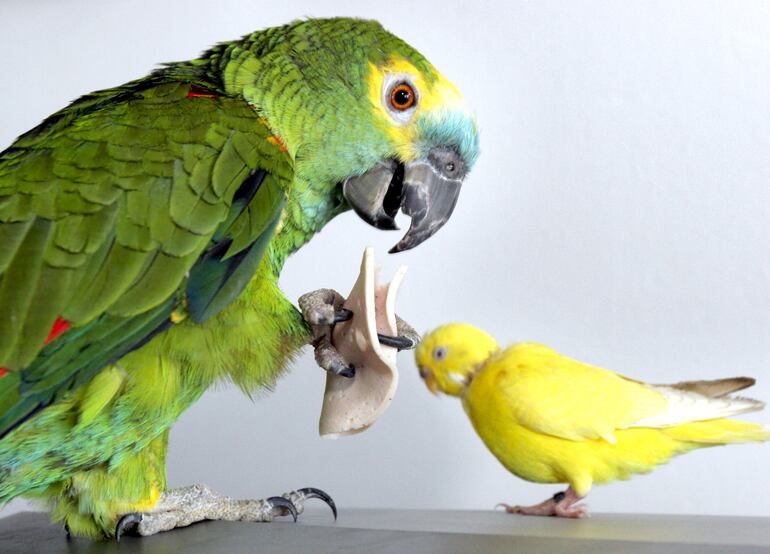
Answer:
[{"left": 2, "top": 508, "right": 770, "bottom": 553}]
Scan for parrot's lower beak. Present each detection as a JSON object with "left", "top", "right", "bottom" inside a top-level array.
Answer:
[
  {"left": 419, "top": 367, "right": 440, "bottom": 396},
  {"left": 342, "top": 148, "right": 466, "bottom": 253}
]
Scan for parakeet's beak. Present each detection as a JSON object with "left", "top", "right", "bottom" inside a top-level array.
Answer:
[
  {"left": 418, "top": 367, "right": 440, "bottom": 395},
  {"left": 343, "top": 148, "right": 466, "bottom": 253}
]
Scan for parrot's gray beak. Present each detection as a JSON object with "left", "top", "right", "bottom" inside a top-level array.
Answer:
[{"left": 342, "top": 148, "right": 466, "bottom": 253}]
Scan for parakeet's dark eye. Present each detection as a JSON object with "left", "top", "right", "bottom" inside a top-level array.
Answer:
[
  {"left": 390, "top": 83, "right": 416, "bottom": 111},
  {"left": 433, "top": 346, "right": 447, "bottom": 361}
]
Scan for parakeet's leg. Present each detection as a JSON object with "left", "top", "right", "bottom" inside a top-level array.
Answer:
[
  {"left": 298, "top": 288, "right": 420, "bottom": 378},
  {"left": 115, "top": 485, "right": 336, "bottom": 540},
  {"left": 497, "top": 487, "right": 589, "bottom": 519}
]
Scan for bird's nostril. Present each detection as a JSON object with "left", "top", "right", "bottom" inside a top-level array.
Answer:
[
  {"left": 427, "top": 147, "right": 464, "bottom": 180},
  {"left": 419, "top": 368, "right": 430, "bottom": 379}
]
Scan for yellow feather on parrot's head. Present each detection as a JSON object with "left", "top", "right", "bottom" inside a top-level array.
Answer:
[{"left": 414, "top": 323, "right": 499, "bottom": 397}]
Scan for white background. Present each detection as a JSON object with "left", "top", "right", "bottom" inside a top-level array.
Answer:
[{"left": 1, "top": 1, "right": 769, "bottom": 518}]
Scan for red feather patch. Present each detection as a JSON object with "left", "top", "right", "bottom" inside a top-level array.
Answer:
[
  {"left": 186, "top": 85, "right": 219, "bottom": 99},
  {"left": 0, "top": 317, "right": 70, "bottom": 378},
  {"left": 45, "top": 317, "right": 71, "bottom": 345}
]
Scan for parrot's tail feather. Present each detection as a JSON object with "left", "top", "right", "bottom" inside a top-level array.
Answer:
[
  {"left": 663, "top": 419, "right": 770, "bottom": 445},
  {"left": 632, "top": 385, "right": 764, "bottom": 429},
  {"left": 664, "top": 377, "right": 756, "bottom": 398}
]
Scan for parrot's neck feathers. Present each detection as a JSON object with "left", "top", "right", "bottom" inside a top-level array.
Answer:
[{"left": 457, "top": 355, "right": 500, "bottom": 396}]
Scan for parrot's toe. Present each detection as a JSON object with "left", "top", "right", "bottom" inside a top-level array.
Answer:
[
  {"left": 266, "top": 496, "right": 298, "bottom": 521},
  {"left": 298, "top": 288, "right": 347, "bottom": 326},
  {"left": 554, "top": 502, "right": 590, "bottom": 519},
  {"left": 496, "top": 501, "right": 558, "bottom": 516},
  {"left": 498, "top": 487, "right": 589, "bottom": 519},
  {"left": 312, "top": 337, "right": 356, "bottom": 377},
  {"left": 115, "top": 512, "right": 143, "bottom": 541}
]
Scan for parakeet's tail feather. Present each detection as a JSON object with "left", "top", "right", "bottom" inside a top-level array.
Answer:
[
  {"left": 663, "top": 377, "right": 756, "bottom": 398},
  {"left": 663, "top": 419, "right": 770, "bottom": 445},
  {"left": 630, "top": 384, "right": 764, "bottom": 429}
]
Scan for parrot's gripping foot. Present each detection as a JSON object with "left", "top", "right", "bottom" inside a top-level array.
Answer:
[
  {"left": 496, "top": 487, "right": 589, "bottom": 519},
  {"left": 299, "top": 288, "right": 419, "bottom": 378},
  {"left": 114, "top": 485, "right": 336, "bottom": 540}
]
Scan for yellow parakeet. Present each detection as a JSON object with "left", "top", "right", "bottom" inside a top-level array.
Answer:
[{"left": 414, "top": 323, "right": 769, "bottom": 517}]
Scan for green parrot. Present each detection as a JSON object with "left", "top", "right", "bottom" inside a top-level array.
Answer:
[{"left": 0, "top": 17, "right": 478, "bottom": 540}]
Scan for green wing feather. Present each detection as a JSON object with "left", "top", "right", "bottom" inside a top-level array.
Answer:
[
  {"left": 187, "top": 168, "right": 286, "bottom": 323},
  {"left": 0, "top": 72, "right": 292, "bottom": 437}
]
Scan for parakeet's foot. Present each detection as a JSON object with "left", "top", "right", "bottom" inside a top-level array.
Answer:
[
  {"left": 497, "top": 488, "right": 589, "bottom": 519},
  {"left": 299, "top": 288, "right": 419, "bottom": 378},
  {"left": 115, "top": 485, "right": 336, "bottom": 540}
]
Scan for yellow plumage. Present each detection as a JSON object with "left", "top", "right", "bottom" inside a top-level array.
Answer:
[{"left": 415, "top": 323, "right": 769, "bottom": 516}]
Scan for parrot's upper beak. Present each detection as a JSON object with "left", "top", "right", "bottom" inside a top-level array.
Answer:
[
  {"left": 418, "top": 366, "right": 440, "bottom": 395},
  {"left": 343, "top": 148, "right": 466, "bottom": 253}
]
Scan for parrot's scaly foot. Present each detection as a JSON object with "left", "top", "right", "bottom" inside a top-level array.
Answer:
[
  {"left": 300, "top": 288, "right": 356, "bottom": 377},
  {"left": 299, "top": 288, "right": 420, "bottom": 377},
  {"left": 555, "top": 501, "right": 589, "bottom": 519},
  {"left": 114, "top": 484, "right": 336, "bottom": 539},
  {"left": 496, "top": 497, "right": 559, "bottom": 517},
  {"left": 497, "top": 487, "right": 589, "bottom": 519}
]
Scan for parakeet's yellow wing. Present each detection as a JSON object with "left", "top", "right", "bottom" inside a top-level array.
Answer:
[{"left": 493, "top": 343, "right": 762, "bottom": 444}]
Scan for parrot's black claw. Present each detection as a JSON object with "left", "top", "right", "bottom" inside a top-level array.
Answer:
[
  {"left": 267, "top": 496, "right": 298, "bottom": 522},
  {"left": 377, "top": 333, "right": 417, "bottom": 350},
  {"left": 298, "top": 487, "right": 338, "bottom": 520},
  {"left": 337, "top": 365, "right": 356, "bottom": 378},
  {"left": 334, "top": 308, "right": 354, "bottom": 323},
  {"left": 64, "top": 523, "right": 71, "bottom": 540},
  {"left": 115, "top": 512, "right": 143, "bottom": 542}
]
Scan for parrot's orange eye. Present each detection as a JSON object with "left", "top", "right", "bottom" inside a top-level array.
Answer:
[{"left": 390, "top": 83, "right": 416, "bottom": 111}]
